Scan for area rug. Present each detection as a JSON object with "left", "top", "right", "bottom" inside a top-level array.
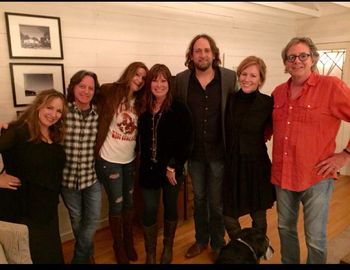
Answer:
[{"left": 327, "top": 225, "right": 350, "bottom": 263}]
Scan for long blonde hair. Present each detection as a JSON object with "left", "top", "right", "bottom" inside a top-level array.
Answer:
[{"left": 13, "top": 89, "right": 68, "bottom": 143}]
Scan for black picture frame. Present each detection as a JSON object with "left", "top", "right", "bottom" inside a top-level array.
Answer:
[
  {"left": 9, "top": 63, "right": 65, "bottom": 107},
  {"left": 5, "top": 12, "right": 63, "bottom": 59}
]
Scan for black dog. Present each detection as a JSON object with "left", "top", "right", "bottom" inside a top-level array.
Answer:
[{"left": 215, "top": 228, "right": 274, "bottom": 264}]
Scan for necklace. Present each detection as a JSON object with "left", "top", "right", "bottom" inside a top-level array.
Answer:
[
  {"left": 153, "top": 101, "right": 163, "bottom": 113},
  {"left": 41, "top": 133, "right": 52, "bottom": 143},
  {"left": 151, "top": 112, "right": 162, "bottom": 163}
]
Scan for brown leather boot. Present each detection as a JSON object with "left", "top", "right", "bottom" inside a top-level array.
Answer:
[
  {"left": 109, "top": 215, "right": 129, "bottom": 264},
  {"left": 143, "top": 223, "right": 158, "bottom": 264},
  {"left": 122, "top": 210, "right": 138, "bottom": 261},
  {"left": 160, "top": 219, "right": 177, "bottom": 264}
]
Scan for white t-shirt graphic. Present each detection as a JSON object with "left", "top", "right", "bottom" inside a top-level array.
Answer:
[{"left": 100, "top": 99, "right": 138, "bottom": 164}]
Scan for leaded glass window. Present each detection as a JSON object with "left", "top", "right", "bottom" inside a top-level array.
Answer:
[{"left": 316, "top": 49, "right": 346, "bottom": 79}]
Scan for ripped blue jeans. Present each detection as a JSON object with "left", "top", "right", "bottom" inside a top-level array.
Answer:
[{"left": 95, "top": 158, "right": 135, "bottom": 216}]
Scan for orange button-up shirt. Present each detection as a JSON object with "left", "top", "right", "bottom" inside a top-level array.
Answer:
[{"left": 271, "top": 72, "right": 350, "bottom": 191}]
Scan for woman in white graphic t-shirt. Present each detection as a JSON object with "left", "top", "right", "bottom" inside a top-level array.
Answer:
[{"left": 95, "top": 62, "right": 148, "bottom": 264}]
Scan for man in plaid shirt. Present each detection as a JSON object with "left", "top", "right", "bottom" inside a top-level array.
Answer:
[{"left": 61, "top": 70, "right": 101, "bottom": 264}]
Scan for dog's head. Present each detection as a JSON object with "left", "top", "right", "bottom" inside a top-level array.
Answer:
[{"left": 215, "top": 228, "right": 274, "bottom": 264}]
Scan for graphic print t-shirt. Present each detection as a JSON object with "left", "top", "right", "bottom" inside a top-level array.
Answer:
[{"left": 99, "top": 99, "right": 137, "bottom": 164}]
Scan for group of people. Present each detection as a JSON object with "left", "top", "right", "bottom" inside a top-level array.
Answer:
[{"left": 0, "top": 33, "right": 350, "bottom": 265}]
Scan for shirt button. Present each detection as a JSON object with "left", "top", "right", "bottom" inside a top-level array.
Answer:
[
  {"left": 307, "top": 105, "right": 311, "bottom": 108},
  {"left": 205, "top": 107, "right": 208, "bottom": 111},
  {"left": 284, "top": 152, "right": 288, "bottom": 155},
  {"left": 289, "top": 106, "right": 293, "bottom": 109},
  {"left": 285, "top": 137, "right": 288, "bottom": 140},
  {"left": 287, "top": 121, "right": 290, "bottom": 125},
  {"left": 203, "top": 130, "right": 207, "bottom": 134},
  {"left": 205, "top": 95, "right": 208, "bottom": 99}
]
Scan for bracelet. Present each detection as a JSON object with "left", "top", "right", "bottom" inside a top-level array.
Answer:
[
  {"left": 166, "top": 167, "right": 175, "bottom": 173},
  {"left": 343, "top": 148, "right": 350, "bottom": 155}
]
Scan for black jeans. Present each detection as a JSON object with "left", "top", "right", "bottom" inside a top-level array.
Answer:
[{"left": 141, "top": 175, "right": 184, "bottom": 226}]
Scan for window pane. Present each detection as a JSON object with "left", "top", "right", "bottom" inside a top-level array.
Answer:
[{"left": 317, "top": 49, "right": 346, "bottom": 79}]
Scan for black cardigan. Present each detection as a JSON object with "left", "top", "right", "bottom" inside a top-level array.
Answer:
[{"left": 138, "top": 99, "right": 193, "bottom": 189}]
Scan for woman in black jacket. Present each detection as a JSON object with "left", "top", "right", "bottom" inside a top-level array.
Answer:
[
  {"left": 138, "top": 64, "right": 193, "bottom": 264},
  {"left": 223, "top": 56, "right": 276, "bottom": 241}
]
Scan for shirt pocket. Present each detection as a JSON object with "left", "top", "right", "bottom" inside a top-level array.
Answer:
[
  {"left": 292, "top": 103, "right": 320, "bottom": 123},
  {"left": 273, "top": 101, "right": 286, "bottom": 121}
]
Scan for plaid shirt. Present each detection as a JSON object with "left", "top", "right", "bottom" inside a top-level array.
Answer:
[{"left": 62, "top": 102, "right": 99, "bottom": 190}]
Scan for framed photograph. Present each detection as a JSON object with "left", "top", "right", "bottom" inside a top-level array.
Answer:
[
  {"left": 10, "top": 63, "right": 65, "bottom": 107},
  {"left": 5, "top": 12, "right": 63, "bottom": 59}
]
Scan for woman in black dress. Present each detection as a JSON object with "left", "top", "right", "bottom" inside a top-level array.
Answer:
[
  {"left": 0, "top": 89, "right": 67, "bottom": 264},
  {"left": 223, "top": 56, "right": 275, "bottom": 240}
]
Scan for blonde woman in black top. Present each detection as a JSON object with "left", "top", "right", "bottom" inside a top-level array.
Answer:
[
  {"left": 223, "top": 56, "right": 275, "bottom": 241},
  {"left": 0, "top": 89, "right": 67, "bottom": 263}
]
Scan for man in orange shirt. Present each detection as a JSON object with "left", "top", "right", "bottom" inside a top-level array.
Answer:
[{"left": 272, "top": 37, "right": 350, "bottom": 264}]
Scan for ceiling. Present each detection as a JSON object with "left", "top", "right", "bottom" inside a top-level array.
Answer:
[
  {"left": 125, "top": 2, "right": 350, "bottom": 20},
  {"left": 249, "top": 2, "right": 350, "bottom": 18}
]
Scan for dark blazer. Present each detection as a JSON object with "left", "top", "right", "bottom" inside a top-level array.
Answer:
[
  {"left": 138, "top": 99, "right": 193, "bottom": 189},
  {"left": 174, "top": 67, "right": 237, "bottom": 148}
]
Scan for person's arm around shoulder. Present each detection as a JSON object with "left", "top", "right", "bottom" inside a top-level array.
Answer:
[
  {"left": 166, "top": 99, "right": 193, "bottom": 185},
  {"left": 0, "top": 171, "right": 21, "bottom": 190},
  {"left": 0, "top": 124, "right": 22, "bottom": 190},
  {"left": 262, "top": 93, "right": 273, "bottom": 142}
]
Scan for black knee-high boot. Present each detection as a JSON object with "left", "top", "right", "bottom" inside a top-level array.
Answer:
[{"left": 160, "top": 220, "right": 177, "bottom": 264}]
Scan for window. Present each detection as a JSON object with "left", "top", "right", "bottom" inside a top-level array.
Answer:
[{"left": 317, "top": 49, "right": 346, "bottom": 79}]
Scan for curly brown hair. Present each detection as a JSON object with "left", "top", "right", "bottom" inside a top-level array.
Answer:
[{"left": 185, "top": 34, "right": 221, "bottom": 70}]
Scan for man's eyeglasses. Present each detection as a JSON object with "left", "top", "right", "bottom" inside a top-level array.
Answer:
[{"left": 286, "top": 53, "right": 311, "bottom": 62}]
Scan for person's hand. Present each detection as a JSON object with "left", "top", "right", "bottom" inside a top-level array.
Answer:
[
  {"left": 0, "top": 171, "right": 21, "bottom": 190},
  {"left": 315, "top": 151, "right": 349, "bottom": 178},
  {"left": 166, "top": 167, "right": 177, "bottom": 186},
  {"left": 0, "top": 123, "right": 9, "bottom": 130}
]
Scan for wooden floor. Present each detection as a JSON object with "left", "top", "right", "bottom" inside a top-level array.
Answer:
[{"left": 62, "top": 175, "right": 350, "bottom": 264}]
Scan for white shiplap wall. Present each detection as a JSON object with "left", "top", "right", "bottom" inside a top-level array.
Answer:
[{"left": 0, "top": 2, "right": 298, "bottom": 241}]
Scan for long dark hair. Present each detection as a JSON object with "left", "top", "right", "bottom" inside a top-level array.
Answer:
[
  {"left": 112, "top": 62, "right": 148, "bottom": 116},
  {"left": 144, "top": 64, "right": 173, "bottom": 113}
]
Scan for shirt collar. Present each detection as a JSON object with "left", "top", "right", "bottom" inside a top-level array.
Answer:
[
  {"left": 69, "top": 101, "right": 97, "bottom": 116},
  {"left": 287, "top": 71, "right": 319, "bottom": 88}
]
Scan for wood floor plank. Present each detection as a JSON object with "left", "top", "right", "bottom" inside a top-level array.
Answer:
[{"left": 62, "top": 175, "right": 350, "bottom": 264}]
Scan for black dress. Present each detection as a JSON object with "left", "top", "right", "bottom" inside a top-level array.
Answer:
[
  {"left": 0, "top": 123, "right": 66, "bottom": 264},
  {"left": 223, "top": 90, "right": 276, "bottom": 218}
]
